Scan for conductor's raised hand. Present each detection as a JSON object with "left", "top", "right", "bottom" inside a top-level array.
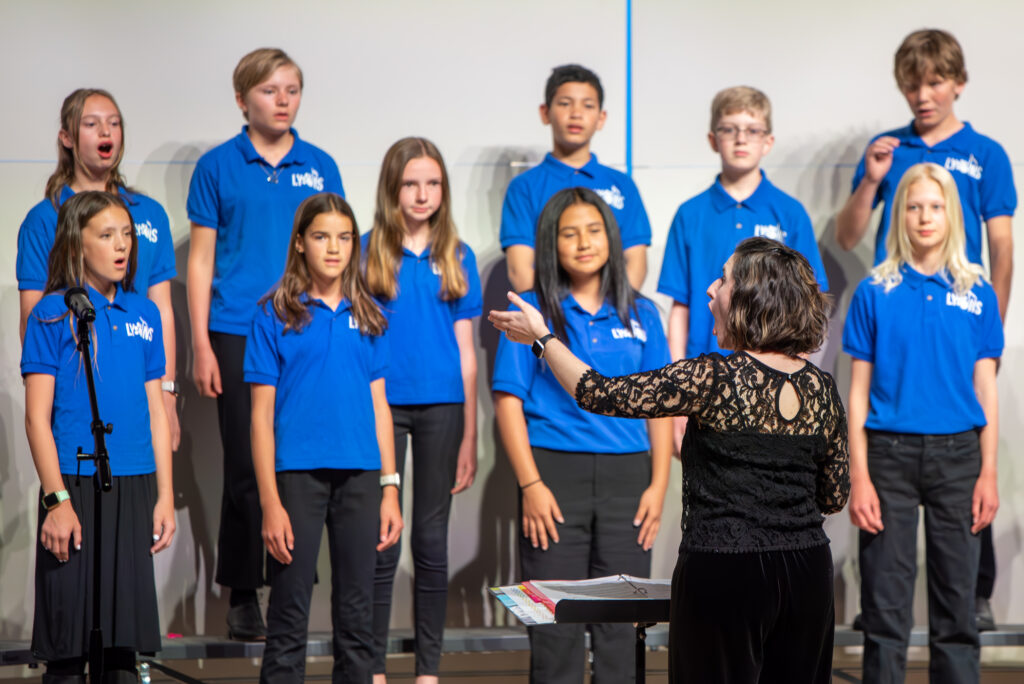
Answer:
[
  {"left": 521, "top": 482, "right": 564, "bottom": 551},
  {"left": 488, "top": 292, "right": 550, "bottom": 345}
]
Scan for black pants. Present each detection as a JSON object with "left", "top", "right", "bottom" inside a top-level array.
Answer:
[
  {"left": 859, "top": 430, "right": 981, "bottom": 684},
  {"left": 210, "top": 332, "right": 263, "bottom": 589},
  {"left": 977, "top": 525, "right": 995, "bottom": 599},
  {"left": 520, "top": 448, "right": 651, "bottom": 684},
  {"left": 669, "top": 545, "right": 834, "bottom": 683},
  {"left": 372, "top": 403, "right": 463, "bottom": 676},
  {"left": 260, "top": 469, "right": 380, "bottom": 684}
]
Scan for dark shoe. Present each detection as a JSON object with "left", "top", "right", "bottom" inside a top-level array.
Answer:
[
  {"left": 851, "top": 613, "right": 864, "bottom": 631},
  {"left": 227, "top": 600, "right": 267, "bottom": 641},
  {"left": 976, "top": 596, "right": 996, "bottom": 632}
]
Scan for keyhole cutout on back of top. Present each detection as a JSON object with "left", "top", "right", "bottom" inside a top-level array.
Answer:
[{"left": 777, "top": 379, "right": 800, "bottom": 421}]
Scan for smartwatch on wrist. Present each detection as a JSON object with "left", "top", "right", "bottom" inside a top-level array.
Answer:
[
  {"left": 532, "top": 333, "right": 556, "bottom": 359},
  {"left": 42, "top": 489, "right": 70, "bottom": 511},
  {"left": 380, "top": 473, "right": 401, "bottom": 489},
  {"left": 161, "top": 381, "right": 180, "bottom": 396}
]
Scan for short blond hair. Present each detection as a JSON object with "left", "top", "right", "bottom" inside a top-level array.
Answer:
[
  {"left": 894, "top": 29, "right": 967, "bottom": 90},
  {"left": 233, "top": 48, "right": 303, "bottom": 109},
  {"left": 710, "top": 86, "right": 772, "bottom": 132}
]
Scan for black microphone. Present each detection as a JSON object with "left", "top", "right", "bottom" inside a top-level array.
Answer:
[{"left": 64, "top": 287, "right": 96, "bottom": 323}]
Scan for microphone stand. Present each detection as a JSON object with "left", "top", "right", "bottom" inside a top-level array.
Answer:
[{"left": 74, "top": 313, "right": 114, "bottom": 684}]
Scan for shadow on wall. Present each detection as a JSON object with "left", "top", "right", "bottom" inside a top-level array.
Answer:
[{"left": 444, "top": 147, "right": 537, "bottom": 627}]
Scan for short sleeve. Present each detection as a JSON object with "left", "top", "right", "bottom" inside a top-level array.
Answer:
[
  {"left": 491, "top": 298, "right": 536, "bottom": 400},
  {"left": 618, "top": 179, "right": 652, "bottom": 249},
  {"left": 453, "top": 244, "right": 483, "bottom": 320},
  {"left": 638, "top": 300, "right": 670, "bottom": 372},
  {"left": 656, "top": 206, "right": 690, "bottom": 303},
  {"left": 16, "top": 204, "right": 56, "bottom": 291},
  {"left": 979, "top": 142, "right": 1017, "bottom": 221},
  {"left": 145, "top": 201, "right": 177, "bottom": 287},
  {"left": 786, "top": 204, "right": 829, "bottom": 292},
  {"left": 850, "top": 141, "right": 883, "bottom": 209},
  {"left": 143, "top": 301, "right": 166, "bottom": 381},
  {"left": 977, "top": 287, "right": 1005, "bottom": 360},
  {"left": 499, "top": 176, "right": 536, "bottom": 249},
  {"left": 369, "top": 327, "right": 389, "bottom": 381},
  {"left": 842, "top": 282, "right": 876, "bottom": 362},
  {"left": 21, "top": 307, "right": 64, "bottom": 376},
  {"left": 320, "top": 153, "right": 346, "bottom": 198},
  {"left": 186, "top": 155, "right": 220, "bottom": 229},
  {"left": 244, "top": 306, "right": 282, "bottom": 386}
]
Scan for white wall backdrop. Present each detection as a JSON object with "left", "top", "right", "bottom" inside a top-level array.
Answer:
[{"left": 0, "top": 0, "right": 1022, "bottom": 647}]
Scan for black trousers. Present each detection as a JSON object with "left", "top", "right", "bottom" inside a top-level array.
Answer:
[
  {"left": 210, "top": 332, "right": 264, "bottom": 589},
  {"left": 669, "top": 545, "right": 835, "bottom": 683},
  {"left": 977, "top": 525, "right": 995, "bottom": 599},
  {"left": 519, "top": 448, "right": 651, "bottom": 684},
  {"left": 372, "top": 403, "right": 463, "bottom": 676},
  {"left": 860, "top": 430, "right": 981, "bottom": 684},
  {"left": 260, "top": 469, "right": 380, "bottom": 684}
]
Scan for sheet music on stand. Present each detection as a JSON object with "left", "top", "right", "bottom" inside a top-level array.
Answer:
[{"left": 490, "top": 574, "right": 671, "bottom": 626}]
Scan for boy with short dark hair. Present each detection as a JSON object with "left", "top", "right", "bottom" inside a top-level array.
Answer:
[
  {"left": 500, "top": 64, "right": 651, "bottom": 292},
  {"left": 835, "top": 28, "right": 1015, "bottom": 634}
]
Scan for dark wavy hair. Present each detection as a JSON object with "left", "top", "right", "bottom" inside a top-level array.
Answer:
[
  {"left": 534, "top": 187, "right": 635, "bottom": 346},
  {"left": 724, "top": 237, "right": 830, "bottom": 356},
  {"left": 262, "top": 193, "right": 385, "bottom": 336}
]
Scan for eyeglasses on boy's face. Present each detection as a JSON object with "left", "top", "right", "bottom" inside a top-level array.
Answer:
[{"left": 714, "top": 125, "right": 769, "bottom": 141}]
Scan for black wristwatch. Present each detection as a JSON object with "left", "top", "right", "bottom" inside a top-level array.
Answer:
[
  {"left": 42, "top": 489, "right": 70, "bottom": 511},
  {"left": 532, "top": 333, "right": 556, "bottom": 359}
]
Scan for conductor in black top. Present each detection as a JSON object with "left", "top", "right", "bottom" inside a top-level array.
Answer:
[{"left": 490, "top": 237, "right": 850, "bottom": 684}]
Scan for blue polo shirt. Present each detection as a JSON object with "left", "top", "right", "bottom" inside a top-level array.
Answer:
[
  {"left": 244, "top": 296, "right": 388, "bottom": 472},
  {"left": 17, "top": 186, "right": 176, "bottom": 294},
  {"left": 186, "top": 127, "right": 345, "bottom": 335},
  {"left": 492, "top": 291, "right": 669, "bottom": 453},
  {"left": 21, "top": 285, "right": 165, "bottom": 476},
  {"left": 361, "top": 233, "right": 483, "bottom": 405},
  {"left": 500, "top": 153, "right": 651, "bottom": 250},
  {"left": 842, "top": 266, "right": 1003, "bottom": 434},
  {"left": 657, "top": 172, "right": 829, "bottom": 358},
  {"left": 852, "top": 121, "right": 1017, "bottom": 265}
]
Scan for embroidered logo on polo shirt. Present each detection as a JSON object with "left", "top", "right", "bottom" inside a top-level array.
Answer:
[
  {"left": 348, "top": 315, "right": 359, "bottom": 329},
  {"left": 125, "top": 316, "right": 154, "bottom": 341},
  {"left": 946, "top": 290, "right": 983, "bottom": 315},
  {"left": 754, "top": 224, "right": 786, "bottom": 241},
  {"left": 611, "top": 319, "right": 647, "bottom": 342},
  {"left": 136, "top": 220, "right": 158, "bottom": 243},
  {"left": 944, "top": 154, "right": 983, "bottom": 181},
  {"left": 431, "top": 261, "right": 442, "bottom": 276},
  {"left": 292, "top": 167, "right": 325, "bottom": 191},
  {"left": 594, "top": 185, "right": 625, "bottom": 210}
]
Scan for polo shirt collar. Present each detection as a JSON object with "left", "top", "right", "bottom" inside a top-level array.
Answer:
[
  {"left": 898, "top": 120, "right": 975, "bottom": 151},
  {"left": 234, "top": 126, "right": 308, "bottom": 166},
  {"left": 299, "top": 291, "right": 352, "bottom": 314},
  {"left": 85, "top": 282, "right": 128, "bottom": 310},
  {"left": 899, "top": 263, "right": 951, "bottom": 290},
  {"left": 564, "top": 293, "right": 614, "bottom": 319},
  {"left": 709, "top": 170, "right": 772, "bottom": 212},
  {"left": 59, "top": 184, "right": 140, "bottom": 207},
  {"left": 541, "top": 152, "right": 599, "bottom": 180}
]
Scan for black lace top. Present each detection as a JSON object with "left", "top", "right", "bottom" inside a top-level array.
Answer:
[{"left": 575, "top": 351, "right": 849, "bottom": 552}]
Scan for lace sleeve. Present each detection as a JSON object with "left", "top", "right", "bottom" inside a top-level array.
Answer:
[
  {"left": 816, "top": 378, "right": 850, "bottom": 514},
  {"left": 574, "top": 356, "right": 714, "bottom": 420}
]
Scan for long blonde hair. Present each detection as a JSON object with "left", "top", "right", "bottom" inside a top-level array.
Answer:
[
  {"left": 262, "top": 193, "right": 386, "bottom": 335},
  {"left": 365, "top": 137, "right": 467, "bottom": 301},
  {"left": 872, "top": 162, "right": 983, "bottom": 295},
  {"left": 45, "top": 89, "right": 130, "bottom": 208}
]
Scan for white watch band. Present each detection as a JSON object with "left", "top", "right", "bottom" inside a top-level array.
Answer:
[{"left": 380, "top": 472, "right": 401, "bottom": 488}]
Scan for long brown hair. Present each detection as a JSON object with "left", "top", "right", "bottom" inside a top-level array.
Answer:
[
  {"left": 263, "top": 193, "right": 386, "bottom": 335},
  {"left": 365, "top": 137, "right": 467, "bottom": 301},
  {"left": 45, "top": 89, "right": 130, "bottom": 208},
  {"left": 45, "top": 191, "right": 137, "bottom": 295}
]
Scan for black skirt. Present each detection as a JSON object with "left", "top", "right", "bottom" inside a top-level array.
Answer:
[{"left": 32, "top": 473, "right": 162, "bottom": 662}]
